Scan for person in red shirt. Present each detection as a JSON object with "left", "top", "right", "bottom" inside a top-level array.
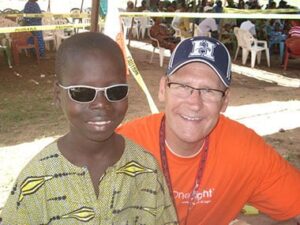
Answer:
[{"left": 117, "top": 36, "right": 300, "bottom": 225}]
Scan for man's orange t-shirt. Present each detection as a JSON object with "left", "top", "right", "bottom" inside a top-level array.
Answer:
[{"left": 117, "top": 113, "right": 300, "bottom": 225}]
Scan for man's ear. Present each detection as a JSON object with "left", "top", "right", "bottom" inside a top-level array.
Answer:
[
  {"left": 54, "top": 81, "right": 61, "bottom": 108},
  {"left": 158, "top": 76, "right": 167, "bottom": 102},
  {"left": 220, "top": 88, "right": 230, "bottom": 113}
]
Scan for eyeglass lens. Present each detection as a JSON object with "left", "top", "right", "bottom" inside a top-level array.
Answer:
[{"left": 69, "top": 85, "right": 128, "bottom": 103}]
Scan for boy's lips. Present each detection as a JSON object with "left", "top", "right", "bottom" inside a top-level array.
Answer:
[{"left": 87, "top": 120, "right": 112, "bottom": 126}]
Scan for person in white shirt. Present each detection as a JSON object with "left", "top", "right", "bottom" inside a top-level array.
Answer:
[
  {"left": 240, "top": 19, "right": 256, "bottom": 36},
  {"left": 196, "top": 6, "right": 218, "bottom": 39}
]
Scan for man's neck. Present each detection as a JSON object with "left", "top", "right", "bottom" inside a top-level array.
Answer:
[{"left": 165, "top": 136, "right": 206, "bottom": 158}]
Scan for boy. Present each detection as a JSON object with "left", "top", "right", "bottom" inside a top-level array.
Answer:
[{"left": 0, "top": 32, "right": 178, "bottom": 225}]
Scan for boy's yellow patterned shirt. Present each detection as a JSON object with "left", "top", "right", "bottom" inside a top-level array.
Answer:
[{"left": 0, "top": 138, "right": 178, "bottom": 225}]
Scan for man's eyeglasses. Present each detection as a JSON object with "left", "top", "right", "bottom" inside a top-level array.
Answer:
[
  {"left": 166, "top": 80, "right": 225, "bottom": 102},
  {"left": 58, "top": 84, "right": 129, "bottom": 103}
]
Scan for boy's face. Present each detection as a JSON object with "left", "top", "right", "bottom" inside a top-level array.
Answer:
[{"left": 57, "top": 52, "right": 128, "bottom": 142}]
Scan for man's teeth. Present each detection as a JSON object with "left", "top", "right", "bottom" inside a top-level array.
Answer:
[
  {"left": 88, "top": 121, "right": 111, "bottom": 125},
  {"left": 182, "top": 115, "right": 200, "bottom": 121}
]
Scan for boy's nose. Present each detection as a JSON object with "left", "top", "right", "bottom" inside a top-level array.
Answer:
[{"left": 89, "top": 91, "right": 111, "bottom": 109}]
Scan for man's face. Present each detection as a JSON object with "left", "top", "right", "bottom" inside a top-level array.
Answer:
[
  {"left": 159, "top": 62, "right": 229, "bottom": 146},
  {"left": 57, "top": 52, "right": 128, "bottom": 143}
]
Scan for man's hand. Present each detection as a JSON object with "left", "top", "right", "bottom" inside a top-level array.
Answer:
[
  {"left": 229, "top": 219, "right": 250, "bottom": 225},
  {"left": 295, "top": 214, "right": 300, "bottom": 224}
]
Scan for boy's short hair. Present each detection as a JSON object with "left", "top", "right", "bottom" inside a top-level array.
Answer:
[{"left": 55, "top": 32, "right": 126, "bottom": 82}]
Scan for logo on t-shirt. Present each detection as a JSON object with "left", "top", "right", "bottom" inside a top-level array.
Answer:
[{"left": 174, "top": 188, "right": 215, "bottom": 205}]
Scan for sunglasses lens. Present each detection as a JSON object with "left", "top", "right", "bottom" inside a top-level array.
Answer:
[
  {"left": 106, "top": 85, "right": 128, "bottom": 102},
  {"left": 69, "top": 87, "right": 96, "bottom": 102}
]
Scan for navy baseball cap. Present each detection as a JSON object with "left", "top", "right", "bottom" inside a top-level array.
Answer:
[{"left": 166, "top": 36, "right": 231, "bottom": 87}]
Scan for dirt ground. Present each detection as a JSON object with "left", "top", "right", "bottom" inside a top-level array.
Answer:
[{"left": 0, "top": 39, "right": 299, "bottom": 224}]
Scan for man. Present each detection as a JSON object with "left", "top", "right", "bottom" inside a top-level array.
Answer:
[
  {"left": 171, "top": 3, "right": 192, "bottom": 38},
  {"left": 23, "top": 0, "right": 46, "bottom": 57},
  {"left": 117, "top": 36, "right": 300, "bottom": 225},
  {"left": 150, "top": 17, "right": 180, "bottom": 53},
  {"left": 196, "top": 6, "right": 218, "bottom": 39},
  {"left": 240, "top": 19, "right": 256, "bottom": 37}
]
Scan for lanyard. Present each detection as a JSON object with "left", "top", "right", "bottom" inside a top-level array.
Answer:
[{"left": 159, "top": 115, "right": 209, "bottom": 225}]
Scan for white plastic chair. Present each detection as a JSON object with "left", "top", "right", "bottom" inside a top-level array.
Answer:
[
  {"left": 171, "top": 23, "right": 182, "bottom": 40},
  {"left": 136, "top": 13, "right": 153, "bottom": 39},
  {"left": 234, "top": 27, "right": 270, "bottom": 68},
  {"left": 122, "top": 17, "right": 139, "bottom": 40},
  {"left": 54, "top": 18, "right": 73, "bottom": 50},
  {"left": 42, "top": 17, "right": 56, "bottom": 50},
  {"left": 233, "top": 27, "right": 242, "bottom": 62},
  {"left": 148, "top": 30, "right": 166, "bottom": 67}
]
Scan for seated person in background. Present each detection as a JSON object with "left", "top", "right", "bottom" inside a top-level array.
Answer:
[
  {"left": 196, "top": 6, "right": 218, "bottom": 39},
  {"left": 284, "top": 20, "right": 300, "bottom": 61},
  {"left": 126, "top": 0, "right": 135, "bottom": 12},
  {"left": 213, "top": 0, "right": 223, "bottom": 25},
  {"left": 288, "top": 20, "right": 300, "bottom": 38},
  {"left": 220, "top": 23, "right": 236, "bottom": 52},
  {"left": 172, "top": 3, "right": 192, "bottom": 38},
  {"left": 240, "top": 19, "right": 256, "bottom": 37},
  {"left": 150, "top": 17, "right": 181, "bottom": 53},
  {"left": 137, "top": 0, "right": 148, "bottom": 12},
  {"left": 226, "top": 0, "right": 237, "bottom": 8},
  {"left": 0, "top": 32, "right": 178, "bottom": 225},
  {"left": 23, "top": 0, "right": 46, "bottom": 57},
  {"left": 266, "top": 19, "right": 287, "bottom": 63}
]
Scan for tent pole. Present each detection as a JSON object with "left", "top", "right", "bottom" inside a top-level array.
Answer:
[
  {"left": 80, "top": 0, "right": 85, "bottom": 13},
  {"left": 90, "top": 0, "right": 99, "bottom": 32},
  {"left": 47, "top": 0, "right": 51, "bottom": 12}
]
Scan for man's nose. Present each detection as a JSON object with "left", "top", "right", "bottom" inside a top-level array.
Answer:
[{"left": 188, "top": 89, "right": 204, "bottom": 107}]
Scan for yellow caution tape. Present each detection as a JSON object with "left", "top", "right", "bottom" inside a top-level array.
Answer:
[
  {"left": 0, "top": 12, "right": 90, "bottom": 18},
  {"left": 242, "top": 204, "right": 259, "bottom": 215},
  {"left": 120, "top": 11, "right": 300, "bottom": 19},
  {"left": 224, "top": 7, "right": 299, "bottom": 14},
  {"left": 0, "top": 23, "right": 91, "bottom": 33},
  {"left": 2, "top": 10, "right": 299, "bottom": 19},
  {"left": 125, "top": 46, "right": 159, "bottom": 114}
]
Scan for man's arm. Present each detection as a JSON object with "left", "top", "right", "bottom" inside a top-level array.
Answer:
[{"left": 295, "top": 214, "right": 300, "bottom": 223}]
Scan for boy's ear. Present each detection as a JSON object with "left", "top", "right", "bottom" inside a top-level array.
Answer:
[
  {"left": 54, "top": 81, "right": 61, "bottom": 108},
  {"left": 158, "top": 76, "right": 167, "bottom": 102}
]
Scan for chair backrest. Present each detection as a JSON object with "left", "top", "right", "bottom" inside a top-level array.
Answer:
[
  {"left": 171, "top": 24, "right": 182, "bottom": 38},
  {"left": 148, "top": 28, "right": 160, "bottom": 48},
  {"left": 233, "top": 27, "right": 241, "bottom": 46},
  {"left": 42, "top": 17, "right": 55, "bottom": 36},
  {"left": 70, "top": 8, "right": 81, "bottom": 24},
  {"left": 83, "top": 7, "right": 91, "bottom": 24},
  {"left": 11, "top": 32, "right": 33, "bottom": 46},
  {"left": 0, "top": 16, "right": 19, "bottom": 27},
  {"left": 138, "top": 16, "right": 152, "bottom": 27},
  {"left": 237, "top": 28, "right": 255, "bottom": 49},
  {"left": 286, "top": 37, "right": 300, "bottom": 55},
  {"left": 122, "top": 17, "right": 136, "bottom": 27},
  {"left": 54, "top": 18, "right": 70, "bottom": 35},
  {"left": 42, "top": 17, "right": 54, "bottom": 25}
]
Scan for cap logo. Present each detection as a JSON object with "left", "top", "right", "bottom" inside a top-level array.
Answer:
[{"left": 189, "top": 40, "right": 216, "bottom": 61}]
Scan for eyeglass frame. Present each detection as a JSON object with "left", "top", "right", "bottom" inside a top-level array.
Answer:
[
  {"left": 58, "top": 83, "right": 129, "bottom": 103},
  {"left": 166, "top": 78, "right": 226, "bottom": 101}
]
